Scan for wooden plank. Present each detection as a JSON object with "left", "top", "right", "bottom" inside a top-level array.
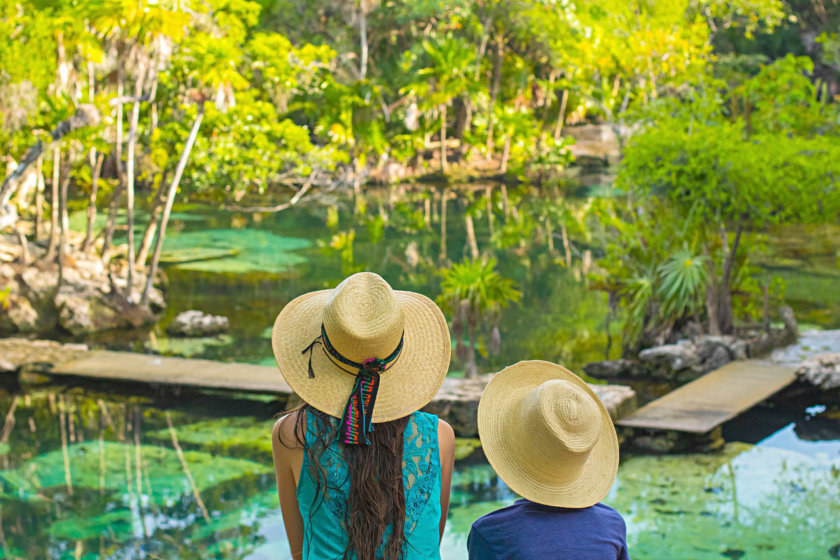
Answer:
[
  {"left": 48, "top": 350, "right": 293, "bottom": 395},
  {"left": 616, "top": 360, "right": 797, "bottom": 433}
]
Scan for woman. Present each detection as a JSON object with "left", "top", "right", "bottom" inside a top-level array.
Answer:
[{"left": 271, "top": 272, "right": 455, "bottom": 560}]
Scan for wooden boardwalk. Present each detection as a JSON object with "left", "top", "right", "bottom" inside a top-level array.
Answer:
[
  {"left": 49, "top": 351, "right": 293, "bottom": 394},
  {"left": 616, "top": 360, "right": 797, "bottom": 433}
]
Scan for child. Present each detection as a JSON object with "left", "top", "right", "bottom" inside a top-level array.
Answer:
[{"left": 469, "top": 360, "right": 629, "bottom": 560}]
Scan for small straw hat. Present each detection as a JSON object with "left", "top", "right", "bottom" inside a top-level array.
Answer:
[
  {"left": 478, "top": 360, "right": 619, "bottom": 508},
  {"left": 272, "top": 272, "right": 451, "bottom": 427}
]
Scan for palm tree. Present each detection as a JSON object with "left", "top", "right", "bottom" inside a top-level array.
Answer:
[{"left": 410, "top": 34, "right": 476, "bottom": 173}]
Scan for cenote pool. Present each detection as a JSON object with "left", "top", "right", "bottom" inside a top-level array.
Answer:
[
  {"left": 1, "top": 375, "right": 839, "bottom": 559},
  {"left": 12, "top": 184, "right": 834, "bottom": 558},
  {"left": 69, "top": 183, "right": 840, "bottom": 373}
]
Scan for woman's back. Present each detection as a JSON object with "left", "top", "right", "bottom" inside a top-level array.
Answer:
[{"left": 297, "top": 410, "right": 442, "bottom": 560}]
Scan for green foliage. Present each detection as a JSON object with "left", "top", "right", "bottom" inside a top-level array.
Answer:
[
  {"left": 599, "top": 55, "right": 840, "bottom": 344},
  {"left": 437, "top": 258, "right": 521, "bottom": 318}
]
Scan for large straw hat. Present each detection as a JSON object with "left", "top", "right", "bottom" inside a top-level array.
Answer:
[
  {"left": 478, "top": 360, "right": 619, "bottom": 508},
  {"left": 272, "top": 272, "right": 451, "bottom": 423}
]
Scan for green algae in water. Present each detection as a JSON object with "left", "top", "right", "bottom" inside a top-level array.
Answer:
[
  {"left": 146, "top": 416, "right": 275, "bottom": 459},
  {"left": 162, "top": 229, "right": 312, "bottom": 274},
  {"left": 612, "top": 443, "right": 840, "bottom": 559},
  {"left": 47, "top": 510, "right": 134, "bottom": 542},
  {"left": 0, "top": 440, "right": 271, "bottom": 504}
]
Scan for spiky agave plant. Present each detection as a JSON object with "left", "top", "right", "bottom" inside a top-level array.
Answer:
[{"left": 656, "top": 248, "right": 708, "bottom": 320}]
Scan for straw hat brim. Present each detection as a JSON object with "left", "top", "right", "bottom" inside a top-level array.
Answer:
[
  {"left": 272, "top": 289, "right": 451, "bottom": 422},
  {"left": 478, "top": 360, "right": 619, "bottom": 508}
]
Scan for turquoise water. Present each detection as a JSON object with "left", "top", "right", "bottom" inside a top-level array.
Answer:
[
  {"left": 76, "top": 186, "right": 840, "bottom": 376},
  {"left": 0, "top": 383, "right": 838, "bottom": 559}
]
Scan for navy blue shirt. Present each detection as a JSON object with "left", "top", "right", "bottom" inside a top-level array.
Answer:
[{"left": 468, "top": 500, "right": 629, "bottom": 560}]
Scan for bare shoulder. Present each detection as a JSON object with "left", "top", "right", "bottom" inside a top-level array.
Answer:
[
  {"left": 273, "top": 409, "right": 305, "bottom": 450},
  {"left": 437, "top": 418, "right": 455, "bottom": 449}
]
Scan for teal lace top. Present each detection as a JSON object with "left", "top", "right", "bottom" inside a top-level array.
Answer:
[{"left": 297, "top": 410, "right": 442, "bottom": 560}]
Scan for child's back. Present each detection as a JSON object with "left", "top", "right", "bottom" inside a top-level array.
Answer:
[
  {"left": 470, "top": 361, "right": 630, "bottom": 560},
  {"left": 468, "top": 500, "right": 628, "bottom": 560}
]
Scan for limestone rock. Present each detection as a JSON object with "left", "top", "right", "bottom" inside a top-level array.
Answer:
[
  {"left": 167, "top": 310, "right": 230, "bottom": 337},
  {"left": 583, "top": 359, "right": 640, "bottom": 379},
  {"left": 639, "top": 341, "right": 701, "bottom": 375},
  {"left": 590, "top": 384, "right": 637, "bottom": 421},
  {"left": 796, "top": 353, "right": 840, "bottom": 391},
  {"left": 4, "top": 295, "right": 39, "bottom": 333},
  {"left": 20, "top": 267, "right": 56, "bottom": 304}
]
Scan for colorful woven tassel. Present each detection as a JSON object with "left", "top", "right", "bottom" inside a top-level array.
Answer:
[{"left": 341, "top": 358, "right": 382, "bottom": 445}]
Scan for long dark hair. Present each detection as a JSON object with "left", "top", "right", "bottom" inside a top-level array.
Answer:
[{"left": 283, "top": 403, "right": 410, "bottom": 560}]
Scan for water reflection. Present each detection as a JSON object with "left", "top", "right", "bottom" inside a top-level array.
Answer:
[{"left": 1, "top": 385, "right": 839, "bottom": 559}]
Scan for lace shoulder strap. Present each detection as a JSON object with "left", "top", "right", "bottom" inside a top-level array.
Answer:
[{"left": 403, "top": 412, "right": 440, "bottom": 533}]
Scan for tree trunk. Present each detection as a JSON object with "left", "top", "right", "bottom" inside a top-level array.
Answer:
[
  {"left": 56, "top": 154, "right": 72, "bottom": 290},
  {"left": 115, "top": 66, "right": 124, "bottom": 182},
  {"left": 703, "top": 243, "right": 721, "bottom": 335},
  {"left": 136, "top": 181, "right": 166, "bottom": 268},
  {"left": 717, "top": 222, "right": 743, "bottom": 335},
  {"left": 486, "top": 31, "right": 504, "bottom": 155},
  {"left": 125, "top": 68, "right": 147, "bottom": 301},
  {"left": 34, "top": 157, "right": 44, "bottom": 239},
  {"left": 439, "top": 189, "right": 448, "bottom": 264},
  {"left": 499, "top": 133, "right": 511, "bottom": 173},
  {"left": 465, "top": 214, "right": 479, "bottom": 259},
  {"left": 439, "top": 104, "right": 447, "bottom": 173},
  {"left": 485, "top": 186, "right": 494, "bottom": 237},
  {"left": 46, "top": 148, "right": 60, "bottom": 261},
  {"left": 465, "top": 319, "right": 478, "bottom": 378},
  {"left": 359, "top": 0, "right": 368, "bottom": 80},
  {"left": 142, "top": 110, "right": 204, "bottom": 306},
  {"left": 82, "top": 152, "right": 104, "bottom": 253},
  {"left": 101, "top": 184, "right": 123, "bottom": 260},
  {"left": 554, "top": 89, "right": 569, "bottom": 141}
]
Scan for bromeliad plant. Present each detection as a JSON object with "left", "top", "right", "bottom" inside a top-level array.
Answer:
[{"left": 437, "top": 258, "right": 521, "bottom": 378}]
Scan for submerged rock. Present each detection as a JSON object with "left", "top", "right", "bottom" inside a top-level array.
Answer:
[
  {"left": 167, "top": 310, "right": 230, "bottom": 337},
  {"left": 795, "top": 353, "right": 840, "bottom": 392}
]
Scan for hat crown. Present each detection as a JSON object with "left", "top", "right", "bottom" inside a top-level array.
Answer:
[
  {"left": 322, "top": 272, "right": 405, "bottom": 364},
  {"left": 523, "top": 380, "right": 603, "bottom": 466}
]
